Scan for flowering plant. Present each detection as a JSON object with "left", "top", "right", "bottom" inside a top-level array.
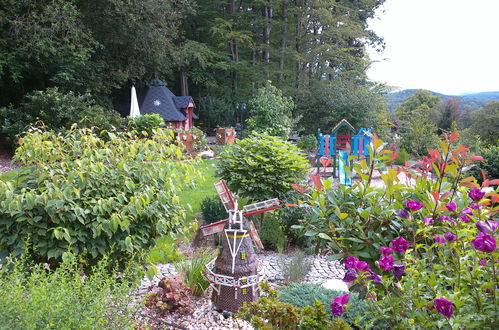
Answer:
[{"left": 295, "top": 133, "right": 498, "bottom": 327}]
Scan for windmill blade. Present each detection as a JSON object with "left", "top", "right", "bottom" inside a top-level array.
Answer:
[
  {"left": 199, "top": 219, "right": 227, "bottom": 236},
  {"left": 248, "top": 220, "right": 264, "bottom": 250},
  {"left": 214, "top": 180, "right": 235, "bottom": 211},
  {"left": 242, "top": 198, "right": 280, "bottom": 217}
]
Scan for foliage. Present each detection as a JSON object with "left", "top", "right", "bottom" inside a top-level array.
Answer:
[
  {"left": 0, "top": 88, "right": 125, "bottom": 145},
  {"left": 129, "top": 113, "right": 164, "bottom": 137},
  {"left": 189, "top": 126, "right": 208, "bottom": 152},
  {"left": 260, "top": 215, "right": 286, "bottom": 251},
  {"left": 174, "top": 248, "right": 216, "bottom": 296},
  {"left": 217, "top": 132, "right": 309, "bottom": 201},
  {"left": 394, "top": 148, "right": 409, "bottom": 166},
  {"left": 467, "top": 144, "right": 499, "bottom": 184},
  {"left": 278, "top": 250, "right": 311, "bottom": 282},
  {"left": 245, "top": 81, "right": 293, "bottom": 139},
  {"left": 0, "top": 252, "right": 142, "bottom": 328},
  {"left": 471, "top": 101, "right": 499, "bottom": 146},
  {"left": 0, "top": 126, "right": 199, "bottom": 266},
  {"left": 297, "top": 135, "right": 318, "bottom": 153},
  {"left": 145, "top": 277, "right": 194, "bottom": 315},
  {"left": 146, "top": 233, "right": 185, "bottom": 264},
  {"left": 237, "top": 282, "right": 350, "bottom": 330},
  {"left": 278, "top": 283, "right": 370, "bottom": 326},
  {"left": 297, "top": 132, "right": 499, "bottom": 328},
  {"left": 201, "top": 196, "right": 228, "bottom": 224}
]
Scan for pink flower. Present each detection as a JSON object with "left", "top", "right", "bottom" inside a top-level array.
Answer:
[
  {"left": 380, "top": 246, "right": 392, "bottom": 256},
  {"left": 468, "top": 188, "right": 485, "bottom": 202},
  {"left": 458, "top": 215, "right": 470, "bottom": 223},
  {"left": 378, "top": 255, "right": 394, "bottom": 271},
  {"left": 406, "top": 200, "right": 424, "bottom": 211},
  {"left": 434, "top": 236, "right": 445, "bottom": 244},
  {"left": 444, "top": 232, "right": 457, "bottom": 242},
  {"left": 424, "top": 217, "right": 434, "bottom": 225},
  {"left": 476, "top": 221, "right": 499, "bottom": 233},
  {"left": 330, "top": 294, "right": 349, "bottom": 316},
  {"left": 344, "top": 256, "right": 358, "bottom": 269},
  {"left": 445, "top": 201, "right": 457, "bottom": 212},
  {"left": 461, "top": 207, "right": 473, "bottom": 215},
  {"left": 434, "top": 298, "right": 454, "bottom": 318},
  {"left": 354, "top": 260, "right": 370, "bottom": 271},
  {"left": 392, "top": 264, "right": 406, "bottom": 278},
  {"left": 479, "top": 259, "right": 487, "bottom": 266},
  {"left": 471, "top": 233, "right": 496, "bottom": 253},
  {"left": 391, "top": 237, "right": 410, "bottom": 253},
  {"left": 439, "top": 215, "right": 453, "bottom": 222},
  {"left": 342, "top": 268, "right": 358, "bottom": 282},
  {"left": 470, "top": 203, "right": 480, "bottom": 210},
  {"left": 332, "top": 293, "right": 349, "bottom": 305}
]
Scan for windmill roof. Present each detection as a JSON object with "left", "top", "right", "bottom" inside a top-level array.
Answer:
[
  {"left": 140, "top": 80, "right": 196, "bottom": 122},
  {"left": 331, "top": 119, "right": 355, "bottom": 134}
]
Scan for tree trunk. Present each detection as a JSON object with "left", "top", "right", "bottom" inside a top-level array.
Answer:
[
  {"left": 180, "top": 71, "right": 189, "bottom": 96},
  {"left": 262, "top": 0, "right": 272, "bottom": 79},
  {"left": 228, "top": 0, "right": 238, "bottom": 92},
  {"left": 279, "top": 0, "right": 288, "bottom": 81}
]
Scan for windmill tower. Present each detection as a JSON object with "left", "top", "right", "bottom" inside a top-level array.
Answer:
[{"left": 200, "top": 180, "right": 280, "bottom": 312}]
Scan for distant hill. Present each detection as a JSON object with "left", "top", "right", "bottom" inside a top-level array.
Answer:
[{"left": 386, "top": 89, "right": 499, "bottom": 111}]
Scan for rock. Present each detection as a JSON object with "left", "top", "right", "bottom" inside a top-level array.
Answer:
[{"left": 321, "top": 278, "right": 349, "bottom": 292}]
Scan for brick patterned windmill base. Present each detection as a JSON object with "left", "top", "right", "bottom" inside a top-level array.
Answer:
[{"left": 201, "top": 180, "right": 280, "bottom": 313}]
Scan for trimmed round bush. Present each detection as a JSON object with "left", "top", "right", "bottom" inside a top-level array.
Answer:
[{"left": 216, "top": 132, "right": 310, "bottom": 201}]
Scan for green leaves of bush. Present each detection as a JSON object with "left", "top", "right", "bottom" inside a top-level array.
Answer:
[
  {"left": 217, "top": 132, "right": 309, "bottom": 201},
  {"left": 0, "top": 126, "right": 199, "bottom": 266}
]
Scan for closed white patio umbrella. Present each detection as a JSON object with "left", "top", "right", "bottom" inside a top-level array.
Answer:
[{"left": 129, "top": 85, "right": 141, "bottom": 118}]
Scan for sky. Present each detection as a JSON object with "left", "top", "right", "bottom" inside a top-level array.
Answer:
[{"left": 366, "top": 0, "right": 499, "bottom": 95}]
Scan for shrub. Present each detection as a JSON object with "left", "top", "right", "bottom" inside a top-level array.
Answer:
[
  {"left": 0, "top": 126, "right": 200, "bottom": 267},
  {"left": 237, "top": 281, "right": 351, "bottom": 330},
  {"left": 0, "top": 252, "right": 142, "bottom": 328},
  {"left": 467, "top": 144, "right": 499, "bottom": 183},
  {"left": 145, "top": 277, "right": 194, "bottom": 315},
  {"left": 297, "top": 134, "right": 318, "bottom": 153},
  {"left": 245, "top": 81, "right": 293, "bottom": 140},
  {"left": 201, "top": 196, "right": 228, "bottom": 224},
  {"left": 394, "top": 148, "right": 409, "bottom": 165},
  {"left": 260, "top": 214, "right": 286, "bottom": 251},
  {"left": 129, "top": 113, "right": 164, "bottom": 136},
  {"left": 175, "top": 248, "right": 216, "bottom": 296},
  {"left": 278, "top": 250, "right": 311, "bottom": 282},
  {"left": 1, "top": 87, "right": 125, "bottom": 145},
  {"left": 146, "top": 233, "right": 185, "bottom": 264},
  {"left": 217, "top": 132, "right": 310, "bottom": 201},
  {"left": 278, "top": 283, "right": 370, "bottom": 326}
]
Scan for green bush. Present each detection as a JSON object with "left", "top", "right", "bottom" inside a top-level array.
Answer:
[
  {"left": 217, "top": 132, "right": 310, "bottom": 201},
  {"left": 146, "top": 233, "right": 185, "bottom": 264},
  {"left": 129, "top": 113, "right": 164, "bottom": 136},
  {"left": 278, "top": 250, "right": 311, "bottom": 282},
  {"left": 467, "top": 144, "right": 499, "bottom": 182},
  {"left": 260, "top": 214, "right": 286, "bottom": 251},
  {"left": 394, "top": 148, "right": 409, "bottom": 166},
  {"left": 297, "top": 134, "right": 318, "bottom": 152},
  {"left": 278, "top": 283, "right": 370, "bottom": 326},
  {"left": 0, "top": 126, "right": 200, "bottom": 267},
  {"left": 0, "top": 252, "right": 142, "bottom": 328},
  {"left": 175, "top": 248, "right": 216, "bottom": 296},
  {"left": 0, "top": 87, "right": 125, "bottom": 146},
  {"left": 201, "top": 196, "right": 228, "bottom": 224}
]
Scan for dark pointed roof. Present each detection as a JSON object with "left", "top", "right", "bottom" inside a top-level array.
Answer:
[{"left": 140, "top": 80, "right": 197, "bottom": 122}]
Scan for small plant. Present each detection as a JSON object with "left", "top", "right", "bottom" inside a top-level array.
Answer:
[
  {"left": 146, "top": 233, "right": 185, "bottom": 264},
  {"left": 201, "top": 196, "right": 228, "bottom": 224},
  {"left": 260, "top": 214, "right": 286, "bottom": 251},
  {"left": 175, "top": 248, "right": 216, "bottom": 296},
  {"left": 394, "top": 148, "right": 409, "bottom": 165},
  {"left": 237, "top": 281, "right": 351, "bottom": 329},
  {"left": 278, "top": 250, "right": 311, "bottom": 282},
  {"left": 129, "top": 113, "right": 164, "bottom": 136},
  {"left": 0, "top": 252, "right": 142, "bottom": 328},
  {"left": 145, "top": 277, "right": 194, "bottom": 315},
  {"left": 297, "top": 134, "right": 318, "bottom": 153}
]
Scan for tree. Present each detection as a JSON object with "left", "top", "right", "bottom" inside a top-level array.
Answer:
[
  {"left": 471, "top": 101, "right": 499, "bottom": 146},
  {"left": 245, "top": 82, "right": 293, "bottom": 139},
  {"left": 434, "top": 98, "right": 461, "bottom": 133}
]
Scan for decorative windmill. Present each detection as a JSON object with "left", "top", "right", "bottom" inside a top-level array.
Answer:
[{"left": 200, "top": 180, "right": 281, "bottom": 313}]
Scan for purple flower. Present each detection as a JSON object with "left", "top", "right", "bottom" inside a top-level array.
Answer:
[
  {"left": 424, "top": 217, "right": 434, "bottom": 225},
  {"left": 471, "top": 233, "right": 496, "bottom": 253},
  {"left": 458, "top": 215, "right": 470, "bottom": 223},
  {"left": 378, "top": 255, "right": 394, "bottom": 271},
  {"left": 380, "top": 246, "right": 392, "bottom": 256},
  {"left": 406, "top": 200, "right": 424, "bottom": 211},
  {"left": 434, "top": 298, "right": 453, "bottom": 318},
  {"left": 354, "top": 260, "right": 370, "bottom": 271},
  {"left": 439, "top": 215, "right": 453, "bottom": 222},
  {"left": 444, "top": 232, "right": 457, "bottom": 242},
  {"left": 470, "top": 203, "right": 480, "bottom": 210},
  {"left": 479, "top": 259, "right": 488, "bottom": 266},
  {"left": 330, "top": 302, "right": 344, "bottom": 316},
  {"left": 462, "top": 207, "right": 473, "bottom": 215},
  {"left": 434, "top": 236, "right": 445, "bottom": 244},
  {"left": 397, "top": 209, "right": 411, "bottom": 219},
  {"left": 392, "top": 264, "right": 406, "bottom": 278},
  {"left": 344, "top": 256, "right": 358, "bottom": 269},
  {"left": 367, "top": 271, "right": 383, "bottom": 284},
  {"left": 391, "top": 237, "right": 410, "bottom": 253},
  {"left": 445, "top": 201, "right": 457, "bottom": 212},
  {"left": 330, "top": 294, "right": 349, "bottom": 316},
  {"left": 476, "top": 221, "right": 499, "bottom": 233},
  {"left": 468, "top": 188, "right": 485, "bottom": 202},
  {"left": 342, "top": 268, "right": 358, "bottom": 282}
]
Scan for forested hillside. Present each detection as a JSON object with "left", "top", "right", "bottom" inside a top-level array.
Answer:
[{"left": 0, "top": 0, "right": 388, "bottom": 133}]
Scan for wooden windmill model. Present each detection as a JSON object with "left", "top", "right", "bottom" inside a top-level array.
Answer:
[{"left": 200, "top": 180, "right": 280, "bottom": 312}]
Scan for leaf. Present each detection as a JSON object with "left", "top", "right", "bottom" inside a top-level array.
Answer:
[
  {"left": 449, "top": 131, "right": 459, "bottom": 142},
  {"left": 318, "top": 233, "right": 333, "bottom": 241}
]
